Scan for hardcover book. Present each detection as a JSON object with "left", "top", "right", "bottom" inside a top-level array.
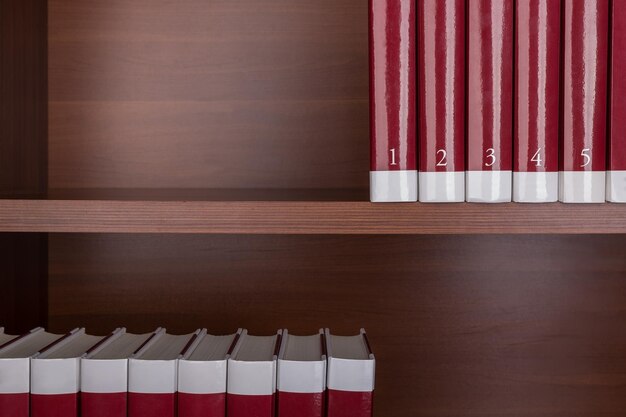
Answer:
[
  {"left": 560, "top": 0, "right": 609, "bottom": 202},
  {"left": 227, "top": 330, "right": 282, "bottom": 417},
  {"left": 325, "top": 329, "right": 375, "bottom": 417},
  {"left": 418, "top": 0, "right": 465, "bottom": 202},
  {"left": 277, "top": 330, "right": 326, "bottom": 417},
  {"left": 514, "top": 0, "right": 561, "bottom": 202},
  {"left": 466, "top": 0, "right": 514, "bottom": 202},
  {"left": 369, "top": 0, "right": 417, "bottom": 202},
  {"left": 178, "top": 329, "right": 241, "bottom": 417}
]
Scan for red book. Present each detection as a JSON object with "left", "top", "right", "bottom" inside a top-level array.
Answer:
[
  {"left": 466, "top": 0, "right": 514, "bottom": 202},
  {"left": 514, "top": 0, "right": 561, "bottom": 202},
  {"left": 227, "top": 330, "right": 282, "bottom": 417},
  {"left": 608, "top": 1, "right": 626, "bottom": 202},
  {"left": 418, "top": 0, "right": 465, "bottom": 202},
  {"left": 560, "top": 0, "right": 609, "bottom": 202},
  {"left": 325, "top": 329, "right": 375, "bottom": 417},
  {"left": 81, "top": 328, "right": 160, "bottom": 417},
  {"left": 369, "top": 0, "right": 417, "bottom": 202},
  {"left": 0, "top": 328, "right": 64, "bottom": 417},
  {"left": 276, "top": 330, "right": 326, "bottom": 417},
  {"left": 177, "top": 330, "right": 241, "bottom": 417},
  {"left": 31, "top": 329, "right": 105, "bottom": 417},
  {"left": 128, "top": 329, "right": 200, "bottom": 417}
]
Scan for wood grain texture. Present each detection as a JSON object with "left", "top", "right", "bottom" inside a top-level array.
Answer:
[
  {"left": 0, "top": 0, "right": 47, "bottom": 197},
  {"left": 48, "top": 234, "right": 626, "bottom": 417},
  {"left": 0, "top": 0, "right": 48, "bottom": 334},
  {"left": 2, "top": 198, "right": 626, "bottom": 234},
  {"left": 48, "top": 0, "right": 369, "bottom": 189}
]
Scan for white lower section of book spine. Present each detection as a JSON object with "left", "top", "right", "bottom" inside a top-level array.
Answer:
[
  {"left": 466, "top": 171, "right": 512, "bottom": 203},
  {"left": 607, "top": 170, "right": 626, "bottom": 202},
  {"left": 128, "top": 359, "right": 177, "bottom": 393},
  {"left": 513, "top": 171, "right": 558, "bottom": 203},
  {"left": 30, "top": 358, "right": 80, "bottom": 395},
  {"left": 227, "top": 359, "right": 276, "bottom": 395},
  {"left": 418, "top": 171, "right": 465, "bottom": 202},
  {"left": 370, "top": 170, "right": 418, "bottom": 202},
  {"left": 326, "top": 357, "right": 375, "bottom": 392},
  {"left": 81, "top": 359, "right": 127, "bottom": 393},
  {"left": 559, "top": 171, "right": 606, "bottom": 203},
  {"left": 0, "top": 358, "right": 30, "bottom": 393},
  {"left": 277, "top": 359, "right": 326, "bottom": 393},
  {"left": 178, "top": 359, "right": 227, "bottom": 394}
]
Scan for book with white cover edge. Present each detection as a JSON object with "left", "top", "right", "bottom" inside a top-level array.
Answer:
[
  {"left": 276, "top": 329, "right": 326, "bottom": 417},
  {"left": 325, "top": 328, "right": 375, "bottom": 393},
  {"left": 277, "top": 329, "right": 326, "bottom": 395},
  {"left": 81, "top": 327, "right": 161, "bottom": 396},
  {"left": 227, "top": 329, "right": 283, "bottom": 397},
  {"left": 0, "top": 328, "right": 64, "bottom": 398},
  {"left": 128, "top": 329, "right": 202, "bottom": 396},
  {"left": 178, "top": 328, "right": 243, "bottom": 396}
]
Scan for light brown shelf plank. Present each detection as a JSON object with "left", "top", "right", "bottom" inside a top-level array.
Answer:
[{"left": 1, "top": 198, "right": 626, "bottom": 234}]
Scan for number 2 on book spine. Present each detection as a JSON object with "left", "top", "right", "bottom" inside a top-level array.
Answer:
[
  {"left": 389, "top": 148, "right": 397, "bottom": 166},
  {"left": 436, "top": 149, "right": 447, "bottom": 167}
]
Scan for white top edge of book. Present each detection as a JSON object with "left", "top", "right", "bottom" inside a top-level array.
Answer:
[
  {"left": 232, "top": 334, "right": 277, "bottom": 362},
  {"left": 135, "top": 333, "right": 195, "bottom": 361},
  {"left": 90, "top": 332, "right": 154, "bottom": 360},
  {"left": 0, "top": 330, "right": 63, "bottom": 359},
  {"left": 328, "top": 334, "right": 370, "bottom": 360},
  {"left": 186, "top": 334, "right": 236, "bottom": 361},
  {"left": 281, "top": 334, "right": 322, "bottom": 362},
  {"left": 39, "top": 333, "right": 105, "bottom": 359}
]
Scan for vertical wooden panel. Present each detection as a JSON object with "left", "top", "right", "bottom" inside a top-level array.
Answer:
[{"left": 0, "top": 0, "right": 48, "bottom": 333}]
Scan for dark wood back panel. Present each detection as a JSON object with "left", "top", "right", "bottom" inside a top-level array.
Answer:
[
  {"left": 1, "top": 0, "right": 47, "bottom": 197},
  {"left": 48, "top": 0, "right": 369, "bottom": 189},
  {"left": 0, "top": 0, "right": 48, "bottom": 333},
  {"left": 49, "top": 234, "right": 626, "bottom": 417}
]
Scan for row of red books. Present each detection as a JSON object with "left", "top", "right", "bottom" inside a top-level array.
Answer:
[
  {"left": 0, "top": 327, "right": 375, "bottom": 417},
  {"left": 370, "top": 0, "right": 626, "bottom": 203}
]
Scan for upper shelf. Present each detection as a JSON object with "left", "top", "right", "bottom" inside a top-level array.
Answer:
[{"left": 0, "top": 188, "right": 625, "bottom": 234}]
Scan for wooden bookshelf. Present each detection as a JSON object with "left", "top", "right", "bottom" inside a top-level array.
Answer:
[
  {"left": 2, "top": 195, "right": 626, "bottom": 234},
  {"left": 2, "top": 1, "right": 626, "bottom": 416}
]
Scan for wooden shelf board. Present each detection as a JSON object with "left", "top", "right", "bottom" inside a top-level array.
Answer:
[{"left": 1, "top": 191, "right": 626, "bottom": 234}]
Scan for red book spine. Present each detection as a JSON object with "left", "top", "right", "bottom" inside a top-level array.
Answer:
[
  {"left": 466, "top": 0, "right": 514, "bottom": 202},
  {"left": 127, "top": 392, "right": 176, "bottom": 417},
  {"left": 226, "top": 393, "right": 275, "bottom": 417},
  {"left": 418, "top": 0, "right": 465, "bottom": 202},
  {"left": 178, "top": 392, "right": 226, "bottom": 417},
  {"left": 560, "top": 0, "right": 609, "bottom": 202},
  {"left": 81, "top": 392, "right": 127, "bottom": 417},
  {"left": 0, "top": 393, "right": 29, "bottom": 417},
  {"left": 369, "top": 0, "right": 417, "bottom": 202},
  {"left": 514, "top": 0, "right": 561, "bottom": 202},
  {"left": 326, "top": 391, "right": 373, "bottom": 417},
  {"left": 30, "top": 393, "right": 78, "bottom": 417},
  {"left": 608, "top": 0, "right": 626, "bottom": 201},
  {"left": 277, "top": 392, "right": 323, "bottom": 417}
]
